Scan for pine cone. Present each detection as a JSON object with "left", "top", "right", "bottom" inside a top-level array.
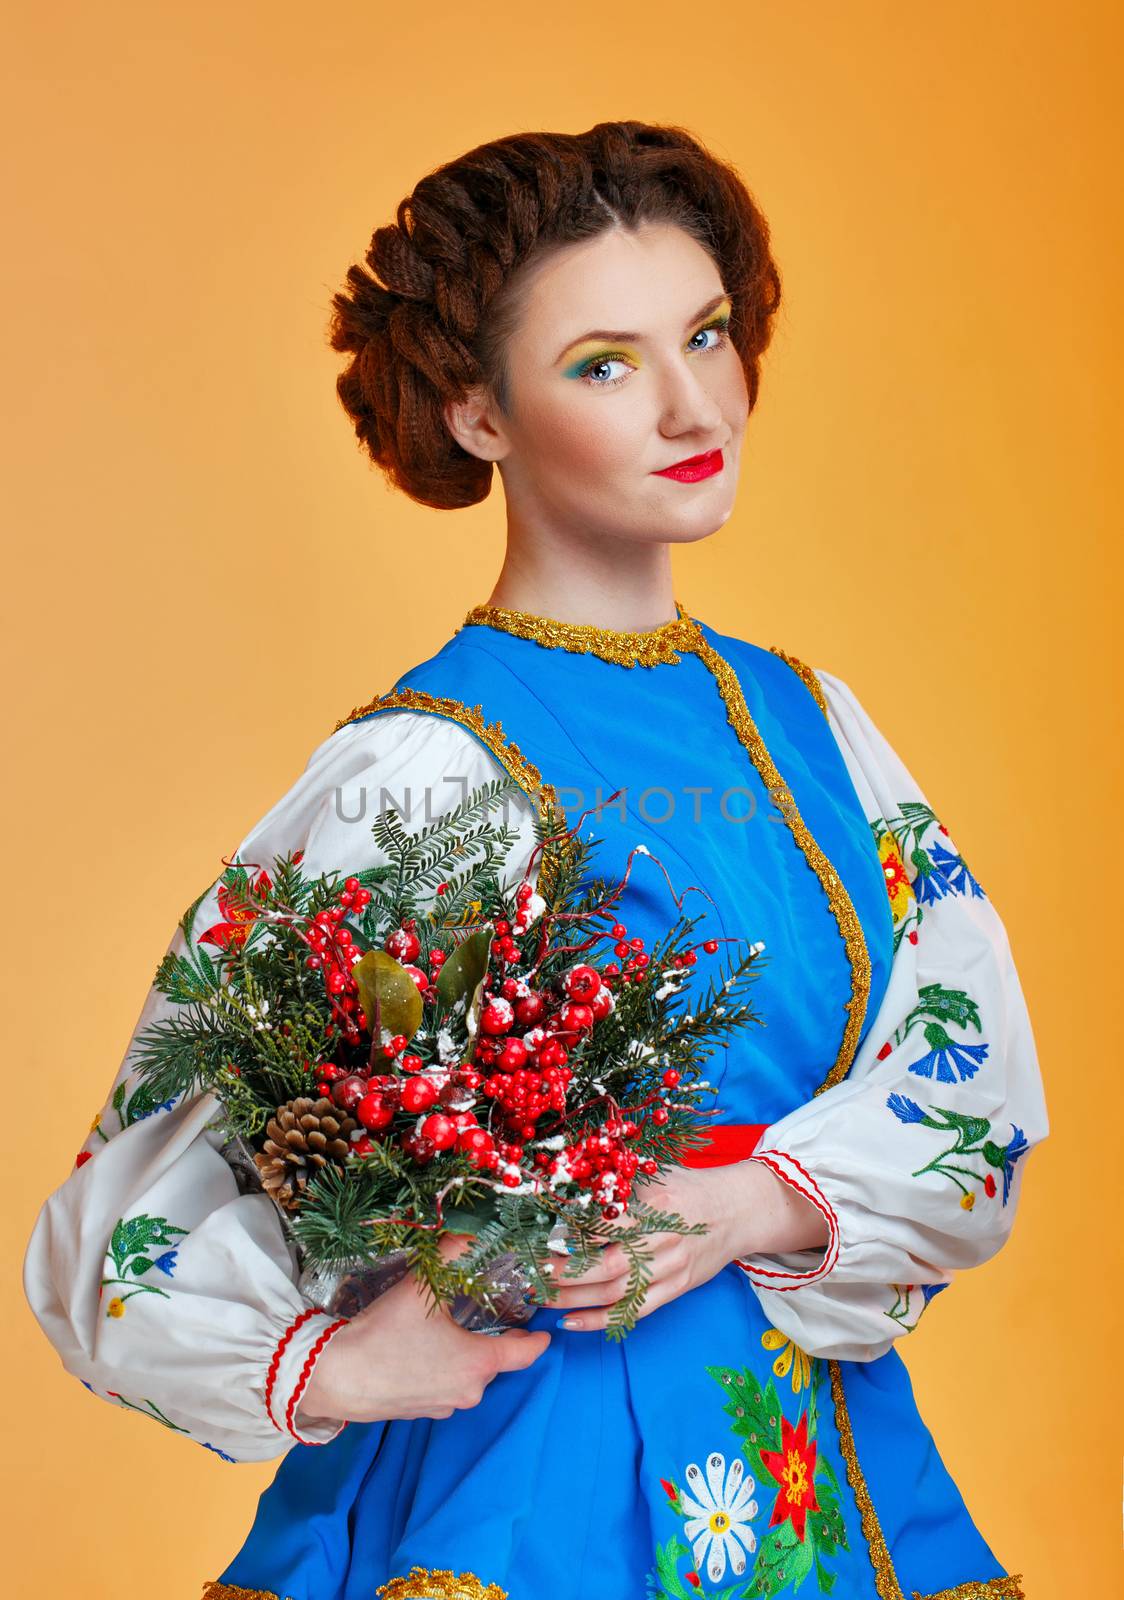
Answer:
[{"left": 254, "top": 1095, "right": 357, "bottom": 1211}]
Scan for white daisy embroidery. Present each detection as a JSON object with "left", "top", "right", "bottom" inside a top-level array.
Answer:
[{"left": 680, "top": 1451, "right": 758, "bottom": 1582}]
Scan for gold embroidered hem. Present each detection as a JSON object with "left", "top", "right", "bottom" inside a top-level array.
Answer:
[
  {"left": 459, "top": 597, "right": 700, "bottom": 667},
  {"left": 916, "top": 1580, "right": 1026, "bottom": 1599},
  {"left": 202, "top": 1573, "right": 508, "bottom": 1600},
  {"left": 378, "top": 1569, "right": 508, "bottom": 1598},
  {"left": 202, "top": 1586, "right": 284, "bottom": 1600}
]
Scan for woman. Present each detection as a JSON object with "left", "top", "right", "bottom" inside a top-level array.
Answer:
[{"left": 23, "top": 121, "right": 1046, "bottom": 1600}]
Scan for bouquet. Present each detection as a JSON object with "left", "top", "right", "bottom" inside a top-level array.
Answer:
[{"left": 131, "top": 775, "right": 766, "bottom": 1339}]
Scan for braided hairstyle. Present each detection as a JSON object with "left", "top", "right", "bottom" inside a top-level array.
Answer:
[{"left": 328, "top": 120, "right": 782, "bottom": 509}]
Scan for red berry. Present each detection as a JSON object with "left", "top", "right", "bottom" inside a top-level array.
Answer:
[
  {"left": 651, "top": 1106, "right": 670, "bottom": 1126},
  {"left": 386, "top": 927, "right": 421, "bottom": 963},
  {"left": 661, "top": 1068, "right": 681, "bottom": 1088},
  {"left": 702, "top": 939, "right": 719, "bottom": 954},
  {"left": 400, "top": 1076, "right": 439, "bottom": 1113},
  {"left": 564, "top": 964, "right": 601, "bottom": 1002},
  {"left": 357, "top": 1093, "right": 394, "bottom": 1131},
  {"left": 480, "top": 997, "right": 515, "bottom": 1035},
  {"left": 514, "top": 992, "right": 545, "bottom": 1025},
  {"left": 333, "top": 1073, "right": 369, "bottom": 1111},
  {"left": 420, "top": 1114, "right": 457, "bottom": 1151}
]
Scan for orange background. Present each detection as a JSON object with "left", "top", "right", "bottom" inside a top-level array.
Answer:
[{"left": 3, "top": 3, "right": 1119, "bottom": 1595}]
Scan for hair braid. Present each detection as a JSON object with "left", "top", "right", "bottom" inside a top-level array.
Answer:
[{"left": 327, "top": 120, "right": 781, "bottom": 509}]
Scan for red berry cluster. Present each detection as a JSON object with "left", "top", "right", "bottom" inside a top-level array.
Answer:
[
  {"left": 297, "top": 883, "right": 712, "bottom": 1219},
  {"left": 302, "top": 877, "right": 372, "bottom": 1043}
]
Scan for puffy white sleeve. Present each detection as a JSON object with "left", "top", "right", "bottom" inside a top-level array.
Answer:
[
  {"left": 22, "top": 707, "right": 541, "bottom": 1463},
  {"left": 737, "top": 669, "right": 1048, "bottom": 1362}
]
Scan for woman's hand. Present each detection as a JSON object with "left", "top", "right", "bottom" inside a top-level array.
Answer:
[
  {"left": 297, "top": 1234, "right": 551, "bottom": 1427},
  {"left": 542, "top": 1159, "right": 830, "bottom": 1333}
]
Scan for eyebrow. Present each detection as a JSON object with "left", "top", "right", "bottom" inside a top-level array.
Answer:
[{"left": 555, "top": 292, "right": 731, "bottom": 364}]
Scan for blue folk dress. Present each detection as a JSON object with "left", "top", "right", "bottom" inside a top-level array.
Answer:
[
  {"left": 208, "top": 602, "right": 1040, "bottom": 1600},
  {"left": 24, "top": 600, "right": 1045, "bottom": 1600}
]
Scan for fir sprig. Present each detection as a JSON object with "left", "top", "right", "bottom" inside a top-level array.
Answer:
[{"left": 131, "top": 778, "right": 767, "bottom": 1333}]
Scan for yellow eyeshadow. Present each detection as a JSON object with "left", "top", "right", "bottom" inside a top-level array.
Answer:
[{"left": 562, "top": 302, "right": 733, "bottom": 379}]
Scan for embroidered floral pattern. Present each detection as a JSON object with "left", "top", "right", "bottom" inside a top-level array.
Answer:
[
  {"left": 648, "top": 1359, "right": 849, "bottom": 1598},
  {"left": 886, "top": 1094, "right": 1029, "bottom": 1206},
  {"left": 79, "top": 1379, "right": 235, "bottom": 1460},
  {"left": 876, "top": 832, "right": 914, "bottom": 923},
  {"left": 885, "top": 1280, "right": 950, "bottom": 1331},
  {"left": 760, "top": 1328, "right": 811, "bottom": 1394},
  {"left": 100, "top": 1213, "right": 189, "bottom": 1312},
  {"left": 876, "top": 982, "right": 990, "bottom": 1084},
  {"left": 678, "top": 1452, "right": 759, "bottom": 1583},
  {"left": 870, "top": 801, "right": 985, "bottom": 954}
]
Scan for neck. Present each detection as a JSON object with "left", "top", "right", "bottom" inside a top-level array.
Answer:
[{"left": 483, "top": 524, "right": 677, "bottom": 632}]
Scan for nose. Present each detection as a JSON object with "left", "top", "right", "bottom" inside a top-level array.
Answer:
[{"left": 656, "top": 354, "right": 725, "bottom": 441}]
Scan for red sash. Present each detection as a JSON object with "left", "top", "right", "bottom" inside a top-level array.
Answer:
[{"left": 680, "top": 1123, "right": 768, "bottom": 1168}]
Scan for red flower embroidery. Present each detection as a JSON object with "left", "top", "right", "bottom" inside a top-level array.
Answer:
[
  {"left": 759, "top": 1412, "right": 820, "bottom": 1542},
  {"left": 200, "top": 869, "right": 272, "bottom": 950}
]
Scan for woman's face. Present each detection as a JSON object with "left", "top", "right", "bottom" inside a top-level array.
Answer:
[{"left": 453, "top": 221, "right": 750, "bottom": 548}]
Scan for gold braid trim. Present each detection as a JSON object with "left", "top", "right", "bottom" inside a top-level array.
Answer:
[
  {"left": 378, "top": 1569, "right": 508, "bottom": 1598},
  {"left": 916, "top": 1581, "right": 1026, "bottom": 1599},
  {"left": 331, "top": 686, "right": 572, "bottom": 904},
  {"left": 202, "top": 1587, "right": 285, "bottom": 1599},
  {"left": 440, "top": 603, "right": 869, "bottom": 1095},
  {"left": 685, "top": 630, "right": 871, "bottom": 1094},
  {"left": 459, "top": 597, "right": 697, "bottom": 667},
  {"left": 769, "top": 644, "right": 829, "bottom": 717},
  {"left": 829, "top": 1359, "right": 904, "bottom": 1600},
  {"left": 202, "top": 1573, "right": 508, "bottom": 1600}
]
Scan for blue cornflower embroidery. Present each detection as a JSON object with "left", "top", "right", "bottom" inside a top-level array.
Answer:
[
  {"left": 152, "top": 1249, "right": 179, "bottom": 1276},
  {"left": 909, "top": 1024, "right": 990, "bottom": 1084},
  {"left": 928, "top": 839, "right": 985, "bottom": 899}
]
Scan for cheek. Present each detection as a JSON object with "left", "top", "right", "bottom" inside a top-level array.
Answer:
[{"left": 524, "top": 390, "right": 646, "bottom": 476}]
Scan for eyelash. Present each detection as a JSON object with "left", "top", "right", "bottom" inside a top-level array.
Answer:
[{"left": 573, "top": 315, "right": 732, "bottom": 389}]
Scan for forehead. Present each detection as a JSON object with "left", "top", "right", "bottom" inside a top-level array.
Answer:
[{"left": 512, "top": 223, "right": 725, "bottom": 350}]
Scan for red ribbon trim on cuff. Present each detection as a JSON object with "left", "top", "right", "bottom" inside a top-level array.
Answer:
[
  {"left": 264, "top": 1306, "right": 329, "bottom": 1431},
  {"left": 285, "top": 1316, "right": 349, "bottom": 1442}
]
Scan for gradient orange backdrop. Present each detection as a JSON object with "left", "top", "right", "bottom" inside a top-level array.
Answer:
[{"left": 4, "top": 4, "right": 1119, "bottom": 1595}]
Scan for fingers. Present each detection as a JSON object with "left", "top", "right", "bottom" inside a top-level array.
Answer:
[
  {"left": 541, "top": 1273, "right": 631, "bottom": 1311},
  {"left": 488, "top": 1329, "right": 552, "bottom": 1372},
  {"left": 550, "top": 1243, "right": 630, "bottom": 1285}
]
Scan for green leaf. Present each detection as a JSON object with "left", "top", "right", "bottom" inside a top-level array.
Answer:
[
  {"left": 122, "top": 1078, "right": 176, "bottom": 1124},
  {"left": 351, "top": 949, "right": 423, "bottom": 1041},
  {"left": 913, "top": 982, "right": 983, "bottom": 1034},
  {"left": 434, "top": 924, "right": 492, "bottom": 1012}
]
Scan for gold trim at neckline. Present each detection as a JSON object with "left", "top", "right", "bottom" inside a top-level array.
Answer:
[{"left": 459, "top": 598, "right": 703, "bottom": 667}]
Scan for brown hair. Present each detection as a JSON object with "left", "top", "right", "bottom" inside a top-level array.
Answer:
[{"left": 328, "top": 120, "right": 782, "bottom": 509}]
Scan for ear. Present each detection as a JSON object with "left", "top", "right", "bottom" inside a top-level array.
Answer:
[{"left": 442, "top": 384, "right": 512, "bottom": 462}]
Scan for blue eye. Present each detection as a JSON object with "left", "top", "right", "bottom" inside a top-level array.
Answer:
[
  {"left": 569, "top": 315, "right": 731, "bottom": 390},
  {"left": 576, "top": 355, "right": 633, "bottom": 387}
]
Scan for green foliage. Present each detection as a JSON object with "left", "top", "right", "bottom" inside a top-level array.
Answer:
[{"left": 132, "top": 779, "right": 768, "bottom": 1331}]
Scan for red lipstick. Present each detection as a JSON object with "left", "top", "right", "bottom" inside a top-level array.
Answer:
[{"left": 653, "top": 448, "right": 724, "bottom": 483}]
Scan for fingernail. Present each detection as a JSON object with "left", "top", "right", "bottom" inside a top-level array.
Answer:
[{"left": 561, "top": 1317, "right": 584, "bottom": 1331}]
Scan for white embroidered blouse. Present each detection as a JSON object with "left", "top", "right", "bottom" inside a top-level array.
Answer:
[{"left": 22, "top": 671, "right": 1048, "bottom": 1464}]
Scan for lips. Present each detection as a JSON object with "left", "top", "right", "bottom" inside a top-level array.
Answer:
[{"left": 653, "top": 448, "right": 724, "bottom": 483}]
